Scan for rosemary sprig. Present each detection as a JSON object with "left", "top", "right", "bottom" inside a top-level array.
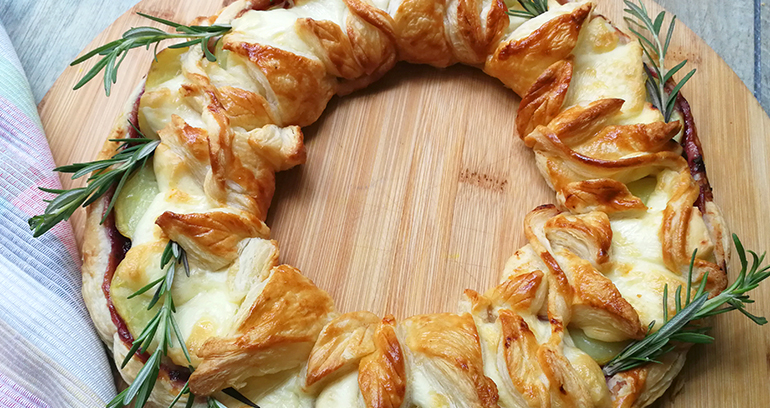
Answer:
[
  {"left": 168, "top": 380, "right": 195, "bottom": 408},
  {"left": 602, "top": 234, "right": 770, "bottom": 376},
  {"left": 506, "top": 0, "right": 548, "bottom": 19},
  {"left": 207, "top": 397, "right": 228, "bottom": 408},
  {"left": 623, "top": 0, "right": 696, "bottom": 122},
  {"left": 71, "top": 12, "right": 231, "bottom": 96},
  {"left": 109, "top": 241, "right": 258, "bottom": 408},
  {"left": 222, "top": 387, "right": 260, "bottom": 407},
  {"left": 107, "top": 241, "right": 191, "bottom": 408},
  {"left": 167, "top": 381, "right": 260, "bottom": 408},
  {"left": 28, "top": 128, "right": 159, "bottom": 237}
]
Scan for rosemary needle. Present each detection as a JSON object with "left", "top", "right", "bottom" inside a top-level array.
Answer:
[
  {"left": 623, "top": 0, "right": 696, "bottom": 122},
  {"left": 222, "top": 387, "right": 260, "bottom": 407},
  {"left": 602, "top": 3, "right": 758, "bottom": 377},
  {"left": 113, "top": 241, "right": 260, "bottom": 408},
  {"left": 507, "top": 0, "right": 549, "bottom": 19},
  {"left": 108, "top": 241, "right": 191, "bottom": 408},
  {"left": 207, "top": 398, "right": 228, "bottom": 408},
  {"left": 71, "top": 12, "right": 231, "bottom": 96},
  {"left": 602, "top": 234, "right": 770, "bottom": 377},
  {"left": 167, "top": 380, "right": 196, "bottom": 408},
  {"left": 28, "top": 131, "right": 159, "bottom": 237},
  {"left": 167, "top": 381, "right": 259, "bottom": 408}
]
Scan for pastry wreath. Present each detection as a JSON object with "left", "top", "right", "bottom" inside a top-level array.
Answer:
[{"left": 79, "top": 0, "right": 731, "bottom": 407}]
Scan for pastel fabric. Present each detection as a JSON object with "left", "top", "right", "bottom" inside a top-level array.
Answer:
[{"left": 0, "top": 23, "right": 116, "bottom": 407}]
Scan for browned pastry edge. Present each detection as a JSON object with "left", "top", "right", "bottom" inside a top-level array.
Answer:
[
  {"left": 78, "top": 2, "right": 730, "bottom": 406},
  {"left": 673, "top": 85, "right": 712, "bottom": 213},
  {"left": 82, "top": 88, "right": 193, "bottom": 392},
  {"left": 95, "top": 87, "right": 143, "bottom": 352}
]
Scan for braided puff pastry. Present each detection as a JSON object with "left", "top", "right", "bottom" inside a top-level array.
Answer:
[{"left": 80, "top": 0, "right": 730, "bottom": 407}]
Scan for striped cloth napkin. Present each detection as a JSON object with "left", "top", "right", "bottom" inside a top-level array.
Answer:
[{"left": 0, "top": 23, "right": 116, "bottom": 408}]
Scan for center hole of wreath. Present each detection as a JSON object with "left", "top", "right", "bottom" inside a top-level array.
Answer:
[{"left": 266, "top": 63, "right": 553, "bottom": 318}]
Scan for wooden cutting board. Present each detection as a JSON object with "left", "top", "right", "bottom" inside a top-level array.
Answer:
[{"left": 38, "top": 0, "right": 770, "bottom": 406}]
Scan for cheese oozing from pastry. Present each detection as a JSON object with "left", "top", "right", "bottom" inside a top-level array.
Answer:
[{"left": 91, "top": 0, "right": 730, "bottom": 406}]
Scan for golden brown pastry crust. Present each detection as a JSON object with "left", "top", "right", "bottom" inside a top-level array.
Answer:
[
  {"left": 358, "top": 316, "right": 407, "bottom": 408},
  {"left": 81, "top": 83, "right": 147, "bottom": 349},
  {"left": 304, "top": 311, "right": 379, "bottom": 391},
  {"left": 485, "top": 3, "right": 592, "bottom": 96},
  {"left": 78, "top": 0, "right": 730, "bottom": 407},
  {"left": 188, "top": 264, "right": 335, "bottom": 395},
  {"left": 398, "top": 313, "right": 500, "bottom": 407}
]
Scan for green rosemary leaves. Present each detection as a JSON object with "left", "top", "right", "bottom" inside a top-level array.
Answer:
[
  {"left": 71, "top": 13, "right": 231, "bottom": 96},
  {"left": 602, "top": 235, "right": 770, "bottom": 376},
  {"left": 624, "top": 0, "right": 696, "bottom": 122},
  {"left": 28, "top": 133, "right": 159, "bottom": 237},
  {"left": 107, "top": 241, "right": 191, "bottom": 408},
  {"left": 507, "top": 0, "right": 549, "bottom": 19}
]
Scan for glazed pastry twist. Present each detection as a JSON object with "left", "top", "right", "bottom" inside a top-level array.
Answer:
[{"left": 80, "top": 0, "right": 729, "bottom": 407}]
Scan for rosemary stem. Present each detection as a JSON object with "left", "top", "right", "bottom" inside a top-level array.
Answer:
[{"left": 653, "top": 29, "right": 668, "bottom": 117}]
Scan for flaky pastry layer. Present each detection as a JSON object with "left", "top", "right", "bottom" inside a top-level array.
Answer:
[{"left": 80, "top": 0, "right": 730, "bottom": 407}]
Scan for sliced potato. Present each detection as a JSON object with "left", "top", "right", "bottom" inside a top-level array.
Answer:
[
  {"left": 115, "top": 161, "right": 160, "bottom": 239},
  {"left": 570, "top": 327, "right": 630, "bottom": 365}
]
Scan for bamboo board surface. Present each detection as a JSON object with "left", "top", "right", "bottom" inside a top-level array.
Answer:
[{"left": 37, "top": 0, "right": 770, "bottom": 406}]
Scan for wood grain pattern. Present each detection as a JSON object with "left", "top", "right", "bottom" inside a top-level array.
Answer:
[
  {"left": 2, "top": 0, "right": 761, "bottom": 107},
  {"left": 38, "top": 1, "right": 770, "bottom": 407}
]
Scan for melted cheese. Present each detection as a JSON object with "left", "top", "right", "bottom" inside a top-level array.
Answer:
[
  {"left": 105, "top": 0, "right": 717, "bottom": 404},
  {"left": 561, "top": 340, "right": 611, "bottom": 407},
  {"left": 230, "top": 0, "right": 351, "bottom": 60},
  {"left": 565, "top": 16, "right": 657, "bottom": 125},
  {"left": 139, "top": 49, "right": 207, "bottom": 135},
  {"left": 315, "top": 370, "right": 366, "bottom": 407},
  {"left": 505, "top": 1, "right": 586, "bottom": 42},
  {"left": 569, "top": 327, "right": 629, "bottom": 365},
  {"left": 170, "top": 291, "right": 238, "bottom": 364},
  {"left": 607, "top": 170, "right": 692, "bottom": 329},
  {"left": 470, "top": 313, "right": 543, "bottom": 408},
  {"left": 230, "top": 369, "right": 315, "bottom": 408},
  {"left": 111, "top": 150, "right": 277, "bottom": 365}
]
